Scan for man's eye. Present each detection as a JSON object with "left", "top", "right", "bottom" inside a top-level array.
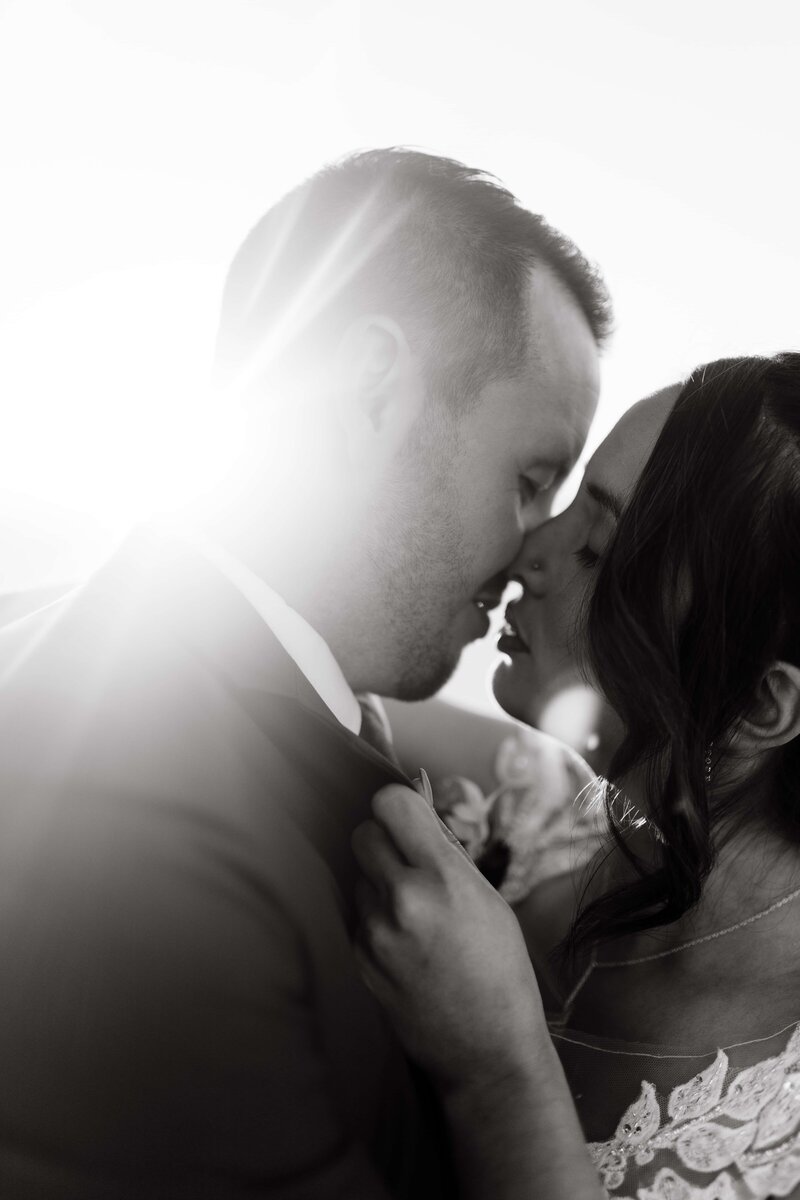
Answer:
[
  {"left": 574, "top": 544, "right": 601, "bottom": 569},
  {"left": 518, "top": 475, "right": 552, "bottom": 503}
]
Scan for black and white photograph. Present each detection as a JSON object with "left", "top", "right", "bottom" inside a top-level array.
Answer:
[{"left": 1, "top": 2, "right": 799, "bottom": 1197}]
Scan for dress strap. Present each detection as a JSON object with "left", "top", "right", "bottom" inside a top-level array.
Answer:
[{"left": 555, "top": 944, "right": 597, "bottom": 1028}]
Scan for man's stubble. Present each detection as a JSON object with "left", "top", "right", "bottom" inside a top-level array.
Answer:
[{"left": 365, "top": 404, "right": 475, "bottom": 701}]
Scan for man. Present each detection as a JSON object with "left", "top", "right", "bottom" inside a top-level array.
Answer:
[{"left": 0, "top": 149, "right": 608, "bottom": 1198}]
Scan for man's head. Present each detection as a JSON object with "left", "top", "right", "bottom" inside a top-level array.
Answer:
[{"left": 212, "top": 149, "right": 611, "bottom": 698}]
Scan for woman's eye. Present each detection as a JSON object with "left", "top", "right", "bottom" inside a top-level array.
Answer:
[{"left": 574, "top": 544, "right": 601, "bottom": 569}]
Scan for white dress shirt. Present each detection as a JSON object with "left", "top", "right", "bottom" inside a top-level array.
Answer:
[{"left": 196, "top": 537, "right": 362, "bottom": 736}]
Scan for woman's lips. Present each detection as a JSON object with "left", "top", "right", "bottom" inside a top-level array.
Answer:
[{"left": 497, "top": 604, "right": 528, "bottom": 654}]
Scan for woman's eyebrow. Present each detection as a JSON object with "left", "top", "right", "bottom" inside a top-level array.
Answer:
[{"left": 586, "top": 481, "right": 623, "bottom": 520}]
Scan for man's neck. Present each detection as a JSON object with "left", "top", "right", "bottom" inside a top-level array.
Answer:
[{"left": 194, "top": 516, "right": 382, "bottom": 694}]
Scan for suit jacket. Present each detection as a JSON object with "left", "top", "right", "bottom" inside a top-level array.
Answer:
[{"left": 0, "top": 526, "right": 456, "bottom": 1199}]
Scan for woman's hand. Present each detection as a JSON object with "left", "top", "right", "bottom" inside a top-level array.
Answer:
[
  {"left": 353, "top": 783, "right": 606, "bottom": 1200},
  {"left": 351, "top": 782, "right": 547, "bottom": 1093}
]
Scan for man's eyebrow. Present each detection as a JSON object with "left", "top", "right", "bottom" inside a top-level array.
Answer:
[
  {"left": 528, "top": 456, "right": 563, "bottom": 470},
  {"left": 528, "top": 456, "right": 571, "bottom": 480},
  {"left": 587, "top": 481, "right": 624, "bottom": 520}
]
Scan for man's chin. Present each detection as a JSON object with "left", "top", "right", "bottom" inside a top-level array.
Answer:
[
  {"left": 389, "top": 644, "right": 463, "bottom": 703},
  {"left": 382, "top": 609, "right": 493, "bottom": 702}
]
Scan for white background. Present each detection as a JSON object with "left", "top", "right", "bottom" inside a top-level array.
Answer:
[{"left": 1, "top": 0, "right": 798, "bottom": 711}]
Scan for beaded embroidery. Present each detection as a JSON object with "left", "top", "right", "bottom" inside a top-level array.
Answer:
[
  {"left": 589, "top": 1026, "right": 800, "bottom": 1198},
  {"left": 429, "top": 731, "right": 800, "bottom": 1197}
]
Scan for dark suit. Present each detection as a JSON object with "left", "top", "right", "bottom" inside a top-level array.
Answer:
[{"left": 0, "top": 526, "right": 455, "bottom": 1198}]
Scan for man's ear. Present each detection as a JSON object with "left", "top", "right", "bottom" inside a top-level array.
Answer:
[
  {"left": 732, "top": 661, "right": 800, "bottom": 753},
  {"left": 333, "top": 316, "right": 423, "bottom": 465}
]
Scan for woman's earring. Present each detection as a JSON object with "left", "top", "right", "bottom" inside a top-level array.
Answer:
[{"left": 704, "top": 741, "right": 714, "bottom": 786}]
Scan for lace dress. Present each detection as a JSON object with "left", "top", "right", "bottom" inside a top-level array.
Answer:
[
  {"left": 432, "top": 724, "right": 603, "bottom": 902},
  {"left": 552, "top": 1019, "right": 800, "bottom": 1199},
  {"left": 433, "top": 728, "right": 800, "bottom": 1200}
]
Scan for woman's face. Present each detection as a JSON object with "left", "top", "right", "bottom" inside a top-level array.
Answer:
[{"left": 493, "top": 384, "right": 681, "bottom": 725}]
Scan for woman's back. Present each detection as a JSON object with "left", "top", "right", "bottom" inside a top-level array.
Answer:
[
  {"left": 350, "top": 352, "right": 800, "bottom": 1200},
  {"left": 516, "top": 836, "right": 800, "bottom": 1196}
]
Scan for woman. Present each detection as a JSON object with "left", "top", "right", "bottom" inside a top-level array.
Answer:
[{"left": 352, "top": 354, "right": 800, "bottom": 1200}]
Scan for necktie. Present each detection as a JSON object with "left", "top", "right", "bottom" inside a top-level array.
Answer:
[{"left": 356, "top": 693, "right": 401, "bottom": 769}]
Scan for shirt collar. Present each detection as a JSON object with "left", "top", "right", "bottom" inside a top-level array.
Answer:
[{"left": 194, "top": 536, "right": 362, "bottom": 736}]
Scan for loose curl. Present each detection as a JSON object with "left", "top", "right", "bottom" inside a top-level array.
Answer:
[{"left": 566, "top": 352, "right": 800, "bottom": 958}]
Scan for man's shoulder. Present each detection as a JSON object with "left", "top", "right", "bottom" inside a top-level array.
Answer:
[
  {"left": 0, "top": 551, "right": 454, "bottom": 1199},
  {"left": 0, "top": 537, "right": 414, "bottom": 997},
  {"left": 0, "top": 589, "right": 369, "bottom": 1027},
  {"left": 0, "top": 560, "right": 399, "bottom": 922}
]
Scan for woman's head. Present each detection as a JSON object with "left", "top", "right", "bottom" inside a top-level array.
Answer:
[
  {"left": 495, "top": 352, "right": 800, "bottom": 945},
  {"left": 493, "top": 383, "right": 680, "bottom": 725}
]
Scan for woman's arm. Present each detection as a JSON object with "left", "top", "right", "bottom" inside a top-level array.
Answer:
[
  {"left": 383, "top": 681, "right": 623, "bottom": 786},
  {"left": 441, "top": 1045, "right": 603, "bottom": 1200},
  {"left": 351, "top": 784, "right": 604, "bottom": 1200}
]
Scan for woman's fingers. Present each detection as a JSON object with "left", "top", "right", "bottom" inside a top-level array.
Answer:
[
  {"left": 351, "top": 818, "right": 407, "bottom": 895},
  {"left": 353, "top": 872, "right": 416, "bottom": 999},
  {"left": 372, "top": 784, "right": 478, "bottom": 872},
  {"left": 352, "top": 880, "right": 393, "bottom": 997},
  {"left": 352, "top": 822, "right": 437, "bottom": 947},
  {"left": 353, "top": 877, "right": 386, "bottom": 962},
  {"left": 372, "top": 784, "right": 454, "bottom": 865}
]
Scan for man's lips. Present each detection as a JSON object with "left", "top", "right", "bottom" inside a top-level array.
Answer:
[
  {"left": 472, "top": 573, "right": 508, "bottom": 615},
  {"left": 472, "top": 591, "right": 504, "bottom": 615},
  {"left": 465, "top": 585, "right": 506, "bottom": 644}
]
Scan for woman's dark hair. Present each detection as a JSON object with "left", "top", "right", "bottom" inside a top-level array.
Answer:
[{"left": 568, "top": 352, "right": 800, "bottom": 956}]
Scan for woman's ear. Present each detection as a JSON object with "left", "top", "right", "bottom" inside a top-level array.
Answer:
[
  {"left": 333, "top": 316, "right": 424, "bottom": 466},
  {"left": 733, "top": 661, "right": 800, "bottom": 753}
]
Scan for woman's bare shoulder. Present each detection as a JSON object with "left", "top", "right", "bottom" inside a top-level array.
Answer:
[
  {"left": 383, "top": 695, "right": 531, "bottom": 795},
  {"left": 510, "top": 870, "right": 586, "bottom": 1007}
]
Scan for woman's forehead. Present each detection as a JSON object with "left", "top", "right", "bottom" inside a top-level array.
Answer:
[{"left": 588, "top": 383, "right": 682, "bottom": 496}]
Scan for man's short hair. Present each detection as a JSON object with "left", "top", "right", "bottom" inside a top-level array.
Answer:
[{"left": 214, "top": 147, "right": 612, "bottom": 403}]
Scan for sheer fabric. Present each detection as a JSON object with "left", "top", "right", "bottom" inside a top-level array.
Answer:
[
  {"left": 433, "top": 725, "right": 602, "bottom": 901},
  {"left": 549, "top": 1020, "right": 800, "bottom": 1199},
  {"left": 434, "top": 730, "right": 800, "bottom": 1199}
]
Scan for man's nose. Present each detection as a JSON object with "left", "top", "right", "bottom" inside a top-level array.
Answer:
[{"left": 519, "top": 493, "right": 557, "bottom": 538}]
